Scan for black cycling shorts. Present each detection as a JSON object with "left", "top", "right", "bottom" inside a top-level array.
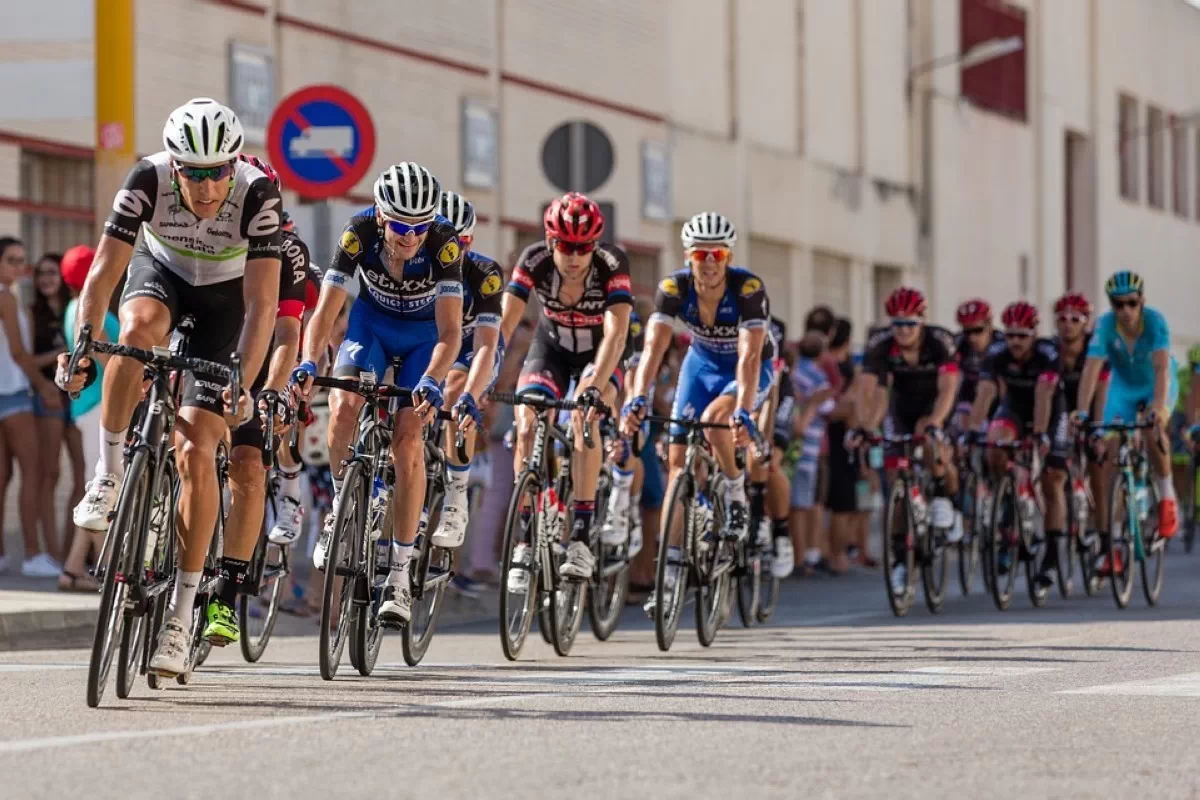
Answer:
[
  {"left": 121, "top": 246, "right": 244, "bottom": 416},
  {"left": 516, "top": 329, "right": 622, "bottom": 400},
  {"left": 989, "top": 398, "right": 1069, "bottom": 469}
]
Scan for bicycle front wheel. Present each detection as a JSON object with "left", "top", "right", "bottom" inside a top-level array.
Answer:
[
  {"left": 695, "top": 494, "right": 727, "bottom": 647},
  {"left": 882, "top": 480, "right": 915, "bottom": 617},
  {"left": 319, "top": 462, "right": 366, "bottom": 679},
  {"left": 88, "top": 448, "right": 150, "bottom": 708},
  {"left": 654, "top": 474, "right": 692, "bottom": 652},
  {"left": 402, "top": 541, "right": 450, "bottom": 666},
  {"left": 989, "top": 475, "right": 1020, "bottom": 611},
  {"left": 498, "top": 470, "right": 540, "bottom": 661},
  {"left": 1107, "top": 472, "right": 1135, "bottom": 609}
]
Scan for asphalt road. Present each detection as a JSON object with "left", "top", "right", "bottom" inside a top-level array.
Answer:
[{"left": 3, "top": 555, "right": 1200, "bottom": 800}]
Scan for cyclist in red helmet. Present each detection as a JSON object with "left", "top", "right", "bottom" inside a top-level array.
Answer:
[
  {"left": 953, "top": 298, "right": 1003, "bottom": 435},
  {"left": 967, "top": 300, "right": 1069, "bottom": 589},
  {"left": 855, "top": 286, "right": 960, "bottom": 596},
  {"left": 500, "top": 191, "right": 633, "bottom": 579}
]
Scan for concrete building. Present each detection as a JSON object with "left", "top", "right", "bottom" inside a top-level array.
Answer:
[{"left": 2, "top": 0, "right": 1200, "bottom": 346}]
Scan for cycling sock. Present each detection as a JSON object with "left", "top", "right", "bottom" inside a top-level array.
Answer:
[
  {"left": 772, "top": 518, "right": 790, "bottom": 541},
  {"left": 1157, "top": 475, "right": 1176, "bottom": 500},
  {"left": 446, "top": 463, "right": 470, "bottom": 505},
  {"left": 749, "top": 481, "right": 767, "bottom": 520},
  {"left": 217, "top": 557, "right": 250, "bottom": 605},
  {"left": 387, "top": 542, "right": 415, "bottom": 586},
  {"left": 726, "top": 472, "right": 747, "bottom": 507},
  {"left": 805, "top": 548, "right": 821, "bottom": 566},
  {"left": 168, "top": 570, "right": 202, "bottom": 625},
  {"left": 98, "top": 427, "right": 128, "bottom": 479},
  {"left": 932, "top": 475, "right": 949, "bottom": 498},
  {"left": 278, "top": 467, "right": 302, "bottom": 500},
  {"left": 571, "top": 500, "right": 595, "bottom": 542},
  {"left": 612, "top": 467, "right": 634, "bottom": 490}
]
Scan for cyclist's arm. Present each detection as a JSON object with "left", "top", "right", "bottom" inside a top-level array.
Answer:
[
  {"left": 967, "top": 379, "right": 998, "bottom": 431},
  {"left": 1152, "top": 349, "right": 1170, "bottom": 416},
  {"left": 589, "top": 303, "right": 631, "bottom": 390},
  {"left": 76, "top": 235, "right": 134, "bottom": 341},
  {"left": 1033, "top": 376, "right": 1057, "bottom": 435},
  {"left": 463, "top": 325, "right": 500, "bottom": 399},
  {"left": 734, "top": 325, "right": 766, "bottom": 413},
  {"left": 630, "top": 316, "right": 672, "bottom": 400},
  {"left": 426, "top": 291, "right": 463, "bottom": 384},
  {"left": 264, "top": 316, "right": 301, "bottom": 393},
  {"left": 301, "top": 282, "right": 349, "bottom": 366},
  {"left": 930, "top": 367, "right": 958, "bottom": 428},
  {"left": 1076, "top": 357, "right": 1105, "bottom": 416},
  {"left": 856, "top": 372, "right": 882, "bottom": 430},
  {"left": 238, "top": 257, "right": 282, "bottom": 383}
]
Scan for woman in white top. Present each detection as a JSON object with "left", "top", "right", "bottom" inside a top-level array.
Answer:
[{"left": 0, "top": 237, "right": 60, "bottom": 577}]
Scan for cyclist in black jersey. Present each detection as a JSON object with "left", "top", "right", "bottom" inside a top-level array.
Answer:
[
  {"left": 953, "top": 298, "right": 1003, "bottom": 434},
  {"left": 432, "top": 191, "right": 503, "bottom": 550},
  {"left": 854, "top": 287, "right": 960, "bottom": 595},
  {"left": 204, "top": 155, "right": 308, "bottom": 644},
  {"left": 293, "top": 162, "right": 464, "bottom": 625},
  {"left": 500, "top": 192, "right": 632, "bottom": 579},
  {"left": 966, "top": 301, "right": 1067, "bottom": 585},
  {"left": 57, "top": 98, "right": 283, "bottom": 677}
]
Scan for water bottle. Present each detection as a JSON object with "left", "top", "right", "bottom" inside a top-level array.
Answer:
[
  {"left": 368, "top": 476, "right": 389, "bottom": 540},
  {"left": 909, "top": 485, "right": 927, "bottom": 529},
  {"left": 1073, "top": 478, "right": 1090, "bottom": 531},
  {"left": 416, "top": 507, "right": 430, "bottom": 539},
  {"left": 1017, "top": 484, "right": 1036, "bottom": 529},
  {"left": 697, "top": 494, "right": 716, "bottom": 544},
  {"left": 374, "top": 539, "right": 391, "bottom": 585},
  {"left": 1135, "top": 484, "right": 1149, "bottom": 522}
]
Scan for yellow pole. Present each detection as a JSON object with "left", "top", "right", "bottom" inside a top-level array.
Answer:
[{"left": 94, "top": 0, "right": 135, "bottom": 240}]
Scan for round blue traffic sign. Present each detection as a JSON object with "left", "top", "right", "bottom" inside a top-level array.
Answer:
[{"left": 267, "top": 85, "right": 376, "bottom": 199}]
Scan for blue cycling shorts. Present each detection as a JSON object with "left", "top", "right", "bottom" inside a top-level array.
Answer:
[
  {"left": 668, "top": 347, "right": 772, "bottom": 441},
  {"left": 1102, "top": 373, "right": 1179, "bottom": 425},
  {"left": 334, "top": 299, "right": 438, "bottom": 389}
]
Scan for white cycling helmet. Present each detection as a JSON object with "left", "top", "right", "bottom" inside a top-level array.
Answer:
[
  {"left": 439, "top": 191, "right": 476, "bottom": 238},
  {"left": 162, "top": 98, "right": 244, "bottom": 166},
  {"left": 681, "top": 211, "right": 737, "bottom": 249},
  {"left": 374, "top": 162, "right": 441, "bottom": 220}
]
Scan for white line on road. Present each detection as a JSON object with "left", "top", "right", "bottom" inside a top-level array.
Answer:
[{"left": 1060, "top": 672, "right": 1200, "bottom": 697}]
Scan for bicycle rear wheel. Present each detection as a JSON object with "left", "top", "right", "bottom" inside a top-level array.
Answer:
[
  {"left": 882, "top": 480, "right": 915, "bottom": 617},
  {"left": 353, "top": 507, "right": 388, "bottom": 676},
  {"left": 239, "top": 530, "right": 287, "bottom": 663},
  {"left": 402, "top": 541, "right": 450, "bottom": 666},
  {"left": 319, "top": 462, "right": 366, "bottom": 679},
  {"left": 1140, "top": 480, "right": 1166, "bottom": 606},
  {"left": 88, "top": 448, "right": 150, "bottom": 708},
  {"left": 736, "top": 542, "right": 761, "bottom": 628},
  {"left": 921, "top": 524, "right": 949, "bottom": 615},
  {"left": 695, "top": 492, "right": 726, "bottom": 647},
  {"left": 988, "top": 475, "right": 1020, "bottom": 611},
  {"left": 498, "top": 470, "right": 540, "bottom": 661},
  {"left": 756, "top": 563, "right": 781, "bottom": 623},
  {"left": 654, "top": 474, "right": 692, "bottom": 652}
]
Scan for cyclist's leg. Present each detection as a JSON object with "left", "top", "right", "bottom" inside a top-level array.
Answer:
[
  {"left": 1037, "top": 407, "right": 1071, "bottom": 583},
  {"left": 1149, "top": 375, "right": 1181, "bottom": 534},
  {"left": 766, "top": 446, "right": 795, "bottom": 577},
  {"left": 707, "top": 359, "right": 773, "bottom": 539},
  {"left": 511, "top": 333, "right": 568, "bottom": 482},
  {"left": 267, "top": 425, "right": 305, "bottom": 544},
  {"left": 76, "top": 252, "right": 175, "bottom": 530},
  {"left": 567, "top": 362, "right": 619, "bottom": 542},
  {"left": 326, "top": 301, "right": 385, "bottom": 485}
]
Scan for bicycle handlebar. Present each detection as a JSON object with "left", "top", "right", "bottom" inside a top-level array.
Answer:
[{"left": 487, "top": 390, "right": 612, "bottom": 450}]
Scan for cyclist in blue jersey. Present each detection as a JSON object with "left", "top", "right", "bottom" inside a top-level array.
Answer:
[
  {"left": 433, "top": 191, "right": 503, "bottom": 550},
  {"left": 622, "top": 211, "right": 770, "bottom": 552},
  {"left": 1075, "top": 270, "right": 1179, "bottom": 570},
  {"left": 293, "top": 163, "right": 464, "bottom": 626}
]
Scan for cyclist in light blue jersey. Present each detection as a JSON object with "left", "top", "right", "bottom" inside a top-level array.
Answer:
[{"left": 1074, "top": 270, "right": 1178, "bottom": 572}]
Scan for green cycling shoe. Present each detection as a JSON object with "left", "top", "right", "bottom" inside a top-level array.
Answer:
[{"left": 203, "top": 597, "right": 240, "bottom": 645}]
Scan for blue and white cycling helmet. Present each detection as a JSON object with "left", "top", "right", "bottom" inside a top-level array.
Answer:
[{"left": 1104, "top": 270, "right": 1144, "bottom": 298}]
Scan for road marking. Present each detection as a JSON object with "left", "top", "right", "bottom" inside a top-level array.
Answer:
[
  {"left": 1061, "top": 672, "right": 1200, "bottom": 697},
  {"left": 0, "top": 664, "right": 86, "bottom": 673},
  {"left": 910, "top": 666, "right": 1058, "bottom": 676}
]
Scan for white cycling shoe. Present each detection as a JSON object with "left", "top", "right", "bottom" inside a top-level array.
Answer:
[
  {"left": 559, "top": 540, "right": 595, "bottom": 579},
  {"left": 74, "top": 474, "right": 121, "bottom": 532},
  {"left": 148, "top": 619, "right": 191, "bottom": 677},
  {"left": 268, "top": 495, "right": 305, "bottom": 545},
  {"left": 431, "top": 499, "right": 468, "bottom": 549}
]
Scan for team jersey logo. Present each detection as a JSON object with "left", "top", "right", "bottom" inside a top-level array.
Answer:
[
  {"left": 438, "top": 241, "right": 460, "bottom": 265},
  {"left": 630, "top": 319, "right": 643, "bottom": 338},
  {"left": 607, "top": 273, "right": 632, "bottom": 293},
  {"left": 340, "top": 229, "right": 361, "bottom": 257},
  {"left": 660, "top": 277, "right": 680, "bottom": 297},
  {"left": 740, "top": 277, "right": 762, "bottom": 297},
  {"left": 481, "top": 273, "right": 502, "bottom": 296}
]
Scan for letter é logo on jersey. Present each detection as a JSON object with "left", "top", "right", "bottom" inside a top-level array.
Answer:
[
  {"left": 740, "top": 277, "right": 763, "bottom": 297},
  {"left": 437, "top": 240, "right": 460, "bottom": 266},
  {"left": 340, "top": 229, "right": 362, "bottom": 257},
  {"left": 480, "top": 273, "right": 502, "bottom": 297}
]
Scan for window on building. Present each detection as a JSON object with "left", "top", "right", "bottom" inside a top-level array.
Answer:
[
  {"left": 1118, "top": 93, "right": 1139, "bottom": 201},
  {"left": 960, "top": 0, "right": 1027, "bottom": 121},
  {"left": 1147, "top": 105, "right": 1164, "bottom": 210},
  {"left": 1173, "top": 114, "right": 1189, "bottom": 217},
  {"left": 17, "top": 151, "right": 94, "bottom": 262}
]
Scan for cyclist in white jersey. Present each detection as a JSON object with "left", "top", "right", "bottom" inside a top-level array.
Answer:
[{"left": 57, "top": 98, "right": 282, "bottom": 677}]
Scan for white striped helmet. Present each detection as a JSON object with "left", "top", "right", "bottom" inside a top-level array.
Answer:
[
  {"left": 681, "top": 211, "right": 737, "bottom": 249},
  {"left": 439, "top": 190, "right": 476, "bottom": 238},
  {"left": 162, "top": 98, "right": 244, "bottom": 166},
  {"left": 374, "top": 162, "right": 441, "bottom": 220}
]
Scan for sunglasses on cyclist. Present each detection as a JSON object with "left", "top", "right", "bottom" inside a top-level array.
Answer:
[
  {"left": 1005, "top": 330, "right": 1033, "bottom": 340},
  {"left": 385, "top": 218, "right": 434, "bottom": 237},
  {"left": 551, "top": 239, "right": 596, "bottom": 256},
  {"left": 174, "top": 162, "right": 234, "bottom": 182},
  {"left": 963, "top": 326, "right": 987, "bottom": 336},
  {"left": 891, "top": 318, "right": 921, "bottom": 329},
  {"left": 687, "top": 247, "right": 731, "bottom": 264},
  {"left": 1110, "top": 297, "right": 1140, "bottom": 310},
  {"left": 1056, "top": 313, "right": 1087, "bottom": 324}
]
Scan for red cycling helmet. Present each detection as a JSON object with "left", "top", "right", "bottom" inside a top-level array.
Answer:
[
  {"left": 956, "top": 298, "right": 992, "bottom": 326},
  {"left": 885, "top": 287, "right": 927, "bottom": 317},
  {"left": 544, "top": 192, "right": 605, "bottom": 243},
  {"left": 1054, "top": 291, "right": 1092, "bottom": 317},
  {"left": 237, "top": 153, "right": 280, "bottom": 190},
  {"left": 1001, "top": 301, "right": 1040, "bottom": 331}
]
